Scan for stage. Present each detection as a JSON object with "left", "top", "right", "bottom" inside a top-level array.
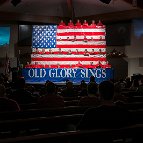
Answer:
[{"left": 22, "top": 68, "right": 113, "bottom": 84}]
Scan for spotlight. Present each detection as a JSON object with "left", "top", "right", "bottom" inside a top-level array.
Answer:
[
  {"left": 11, "top": 0, "right": 21, "bottom": 7},
  {"left": 99, "top": 0, "right": 111, "bottom": 4}
]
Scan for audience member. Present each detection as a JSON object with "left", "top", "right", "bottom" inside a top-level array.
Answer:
[
  {"left": 61, "top": 81, "right": 76, "bottom": 97},
  {"left": 136, "top": 77, "right": 143, "bottom": 96},
  {"left": 77, "top": 80, "right": 131, "bottom": 130},
  {"left": 0, "top": 84, "right": 20, "bottom": 112},
  {"left": 38, "top": 81, "right": 64, "bottom": 108},
  {"left": 130, "top": 79, "right": 139, "bottom": 91},
  {"left": 11, "top": 78, "right": 35, "bottom": 104}
]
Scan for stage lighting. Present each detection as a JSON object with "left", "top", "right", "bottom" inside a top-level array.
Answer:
[
  {"left": 99, "top": 0, "right": 111, "bottom": 4},
  {"left": 11, "top": 0, "right": 21, "bottom": 7}
]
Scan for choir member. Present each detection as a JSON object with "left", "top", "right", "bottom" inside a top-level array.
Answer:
[
  {"left": 84, "top": 49, "right": 90, "bottom": 56},
  {"left": 90, "top": 20, "right": 96, "bottom": 28},
  {"left": 90, "top": 49, "right": 95, "bottom": 55},
  {"left": 68, "top": 20, "right": 74, "bottom": 27},
  {"left": 83, "top": 20, "right": 88, "bottom": 27},
  {"left": 59, "top": 20, "right": 66, "bottom": 26},
  {"left": 42, "top": 48, "right": 45, "bottom": 54},
  {"left": 75, "top": 19, "right": 81, "bottom": 27}
]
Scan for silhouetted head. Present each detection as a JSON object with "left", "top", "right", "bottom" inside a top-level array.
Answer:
[
  {"left": 88, "top": 82, "right": 98, "bottom": 95},
  {"left": 46, "top": 81, "right": 56, "bottom": 95},
  {"left": 0, "top": 84, "right": 6, "bottom": 97},
  {"left": 90, "top": 76, "right": 95, "bottom": 82},
  {"left": 99, "top": 80, "right": 114, "bottom": 100},
  {"left": 16, "top": 78, "right": 25, "bottom": 89}
]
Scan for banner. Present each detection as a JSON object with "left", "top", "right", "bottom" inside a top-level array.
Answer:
[{"left": 22, "top": 68, "right": 113, "bottom": 84}]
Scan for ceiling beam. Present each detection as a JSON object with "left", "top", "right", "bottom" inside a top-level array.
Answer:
[
  {"left": 0, "top": 9, "right": 143, "bottom": 24},
  {"left": 123, "top": 0, "right": 143, "bottom": 9},
  {"left": 0, "top": 0, "right": 9, "bottom": 6},
  {"left": 78, "top": 9, "right": 143, "bottom": 24},
  {"left": 66, "top": 0, "right": 75, "bottom": 21}
]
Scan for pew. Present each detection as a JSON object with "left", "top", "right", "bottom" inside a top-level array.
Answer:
[
  {"left": 0, "top": 124, "right": 143, "bottom": 143},
  {"left": 0, "top": 106, "right": 89, "bottom": 121},
  {"left": 0, "top": 114, "right": 83, "bottom": 138}
]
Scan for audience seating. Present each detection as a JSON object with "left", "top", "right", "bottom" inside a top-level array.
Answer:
[
  {"left": 0, "top": 114, "right": 83, "bottom": 138},
  {"left": 0, "top": 106, "right": 89, "bottom": 121},
  {"left": 0, "top": 124, "right": 143, "bottom": 143}
]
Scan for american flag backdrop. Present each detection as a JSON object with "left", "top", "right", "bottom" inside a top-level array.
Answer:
[{"left": 31, "top": 21, "right": 107, "bottom": 68}]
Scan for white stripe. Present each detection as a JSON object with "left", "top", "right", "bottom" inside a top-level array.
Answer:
[
  {"left": 57, "top": 41, "right": 106, "bottom": 45},
  {"left": 57, "top": 35, "right": 105, "bottom": 40},
  {"left": 31, "top": 54, "right": 106, "bottom": 58},
  {"left": 32, "top": 48, "right": 106, "bottom": 52},
  {"left": 57, "top": 28, "right": 105, "bottom": 33},
  {"left": 31, "top": 61, "right": 107, "bottom": 65}
]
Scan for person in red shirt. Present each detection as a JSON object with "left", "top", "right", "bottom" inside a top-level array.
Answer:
[
  {"left": 67, "top": 49, "right": 72, "bottom": 55},
  {"left": 90, "top": 49, "right": 95, "bottom": 55},
  {"left": 76, "top": 61, "right": 83, "bottom": 68},
  {"left": 90, "top": 20, "right": 96, "bottom": 28},
  {"left": 68, "top": 19, "right": 74, "bottom": 27},
  {"left": 72, "top": 35, "right": 76, "bottom": 42},
  {"left": 59, "top": 20, "right": 66, "bottom": 26},
  {"left": 83, "top": 35, "right": 88, "bottom": 42},
  {"left": 35, "top": 48, "right": 40, "bottom": 54},
  {"left": 42, "top": 48, "right": 45, "bottom": 54},
  {"left": 75, "top": 49, "right": 79, "bottom": 55},
  {"left": 49, "top": 49, "right": 54, "bottom": 54},
  {"left": 75, "top": 19, "right": 81, "bottom": 27},
  {"left": 84, "top": 49, "right": 90, "bottom": 56},
  {"left": 58, "top": 48, "right": 63, "bottom": 54},
  {"left": 83, "top": 20, "right": 88, "bottom": 27},
  {"left": 25, "top": 62, "right": 30, "bottom": 68}
]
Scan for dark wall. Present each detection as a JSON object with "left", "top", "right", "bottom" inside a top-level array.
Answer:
[
  {"left": 106, "top": 21, "right": 131, "bottom": 46},
  {"left": 107, "top": 57, "right": 128, "bottom": 81}
]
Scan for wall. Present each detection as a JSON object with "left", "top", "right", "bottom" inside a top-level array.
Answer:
[{"left": 126, "top": 19, "right": 143, "bottom": 77}]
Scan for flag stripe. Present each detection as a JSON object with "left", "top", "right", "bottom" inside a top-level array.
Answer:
[
  {"left": 57, "top": 45, "right": 106, "bottom": 48},
  {"left": 31, "top": 57, "right": 106, "bottom": 61},
  {"left": 31, "top": 54, "right": 106, "bottom": 58},
  {"left": 32, "top": 48, "right": 106, "bottom": 52},
  {"left": 31, "top": 61, "right": 107, "bottom": 65},
  {"left": 57, "top": 29, "right": 105, "bottom": 33},
  {"left": 57, "top": 32, "right": 105, "bottom": 36},
  {"left": 56, "top": 41, "right": 106, "bottom": 45},
  {"left": 31, "top": 51, "right": 106, "bottom": 56},
  {"left": 56, "top": 36, "right": 105, "bottom": 39}
]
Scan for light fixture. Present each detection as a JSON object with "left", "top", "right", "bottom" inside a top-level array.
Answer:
[{"left": 11, "top": 0, "right": 21, "bottom": 7}]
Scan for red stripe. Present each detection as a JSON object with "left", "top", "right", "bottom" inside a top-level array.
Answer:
[
  {"left": 58, "top": 27, "right": 105, "bottom": 29},
  {"left": 57, "top": 45, "right": 106, "bottom": 48},
  {"left": 32, "top": 57, "right": 106, "bottom": 61},
  {"left": 32, "top": 52, "right": 106, "bottom": 55},
  {"left": 25, "top": 64, "right": 110, "bottom": 69},
  {"left": 57, "top": 39, "right": 106, "bottom": 41},
  {"left": 57, "top": 32, "right": 105, "bottom": 36}
]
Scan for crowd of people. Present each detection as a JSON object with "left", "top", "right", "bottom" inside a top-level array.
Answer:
[
  {"left": 0, "top": 72, "right": 143, "bottom": 142},
  {"left": 0, "top": 72, "right": 143, "bottom": 112}
]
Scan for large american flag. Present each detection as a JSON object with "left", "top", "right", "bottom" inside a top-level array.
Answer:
[{"left": 31, "top": 22, "right": 107, "bottom": 68}]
